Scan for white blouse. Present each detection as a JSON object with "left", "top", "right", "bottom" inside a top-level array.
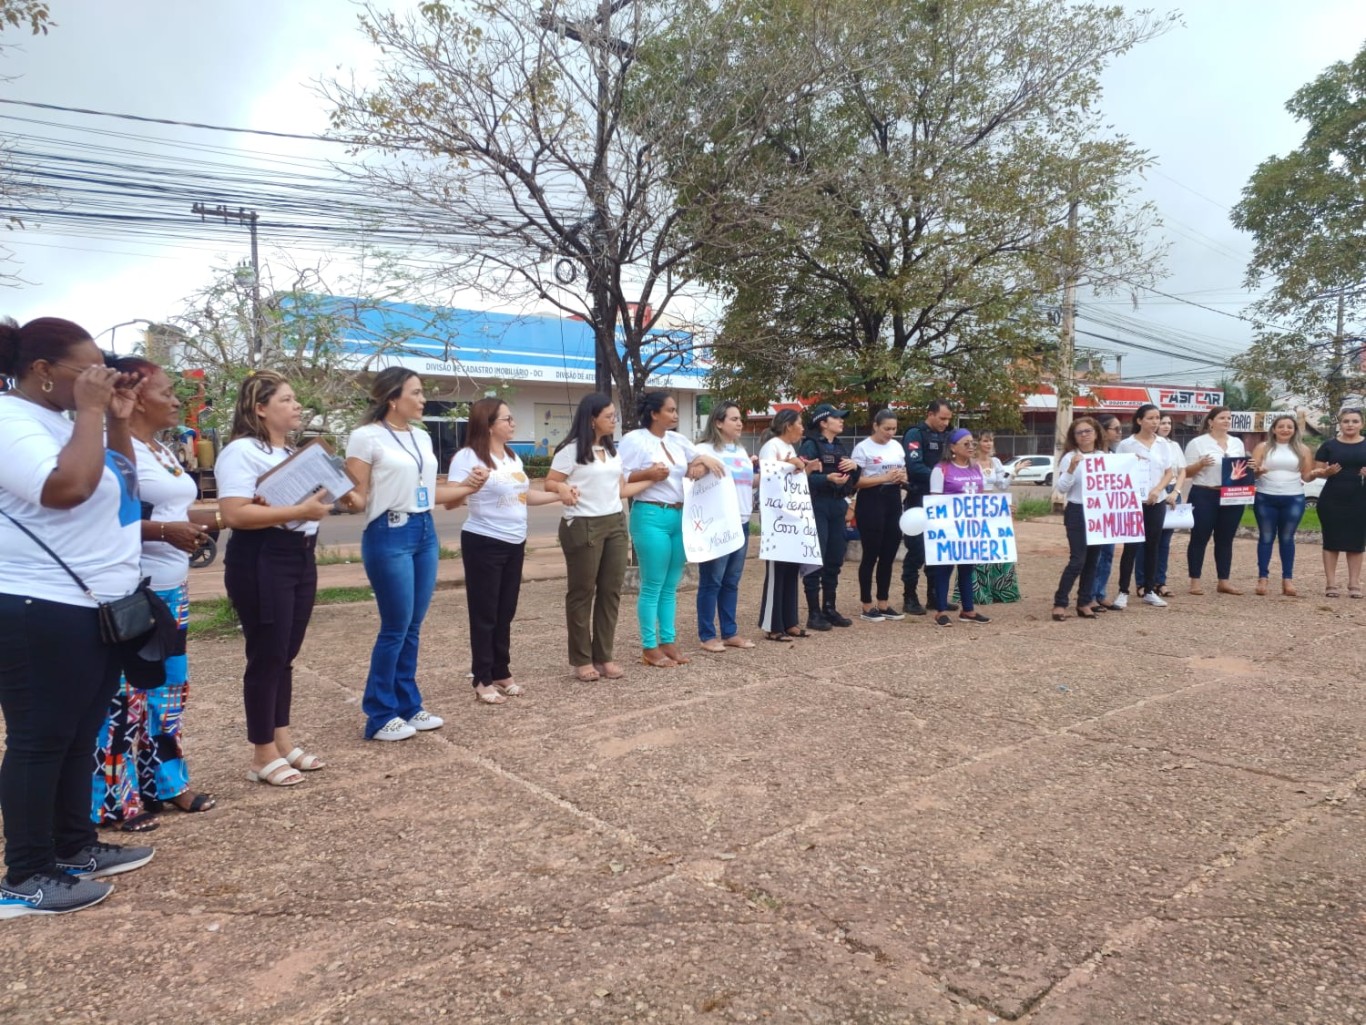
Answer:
[{"left": 617, "top": 429, "right": 698, "bottom": 505}]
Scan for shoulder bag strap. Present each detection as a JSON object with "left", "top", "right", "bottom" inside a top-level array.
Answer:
[{"left": 0, "top": 508, "right": 97, "bottom": 600}]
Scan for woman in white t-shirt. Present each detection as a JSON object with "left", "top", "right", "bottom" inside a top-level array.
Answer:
[
  {"left": 693, "top": 401, "right": 758, "bottom": 652},
  {"left": 756, "top": 410, "right": 818, "bottom": 641},
  {"left": 1182, "top": 406, "right": 1248, "bottom": 595},
  {"left": 218, "top": 371, "right": 344, "bottom": 788},
  {"left": 343, "top": 369, "right": 469, "bottom": 741},
  {"left": 450, "top": 398, "right": 566, "bottom": 705},
  {"left": 851, "top": 409, "right": 908, "bottom": 620},
  {"left": 545, "top": 393, "right": 653, "bottom": 681},
  {"left": 92, "top": 357, "right": 219, "bottom": 833},
  {"left": 0, "top": 317, "right": 153, "bottom": 916},
  {"left": 618, "top": 391, "right": 725, "bottom": 668},
  {"left": 1114, "top": 404, "right": 1177, "bottom": 608}
]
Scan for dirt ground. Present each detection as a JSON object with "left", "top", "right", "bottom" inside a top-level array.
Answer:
[{"left": 3, "top": 519, "right": 1365, "bottom": 1024}]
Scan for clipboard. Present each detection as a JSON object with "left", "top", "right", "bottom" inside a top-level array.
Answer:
[{"left": 254, "top": 438, "right": 356, "bottom": 508}]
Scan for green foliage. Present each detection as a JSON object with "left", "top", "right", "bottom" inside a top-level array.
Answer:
[{"left": 1215, "top": 376, "right": 1279, "bottom": 412}]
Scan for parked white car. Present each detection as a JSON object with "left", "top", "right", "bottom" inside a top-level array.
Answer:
[
  {"left": 1304, "top": 475, "right": 1324, "bottom": 503},
  {"left": 1010, "top": 454, "right": 1056, "bottom": 486}
]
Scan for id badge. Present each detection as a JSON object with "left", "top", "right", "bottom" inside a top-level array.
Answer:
[{"left": 415, "top": 485, "right": 430, "bottom": 510}]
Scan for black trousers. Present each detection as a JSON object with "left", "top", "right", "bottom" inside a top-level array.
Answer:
[
  {"left": 225, "top": 528, "right": 318, "bottom": 745},
  {"left": 1119, "top": 502, "right": 1167, "bottom": 595},
  {"left": 1187, "top": 485, "right": 1242, "bottom": 580},
  {"left": 461, "top": 530, "right": 525, "bottom": 686},
  {"left": 0, "top": 595, "right": 125, "bottom": 882},
  {"left": 856, "top": 487, "right": 903, "bottom": 603},
  {"left": 804, "top": 495, "right": 849, "bottom": 609},
  {"left": 1053, "top": 503, "right": 1099, "bottom": 608},
  {"left": 900, "top": 494, "right": 926, "bottom": 600},
  {"left": 758, "top": 560, "right": 801, "bottom": 634}
]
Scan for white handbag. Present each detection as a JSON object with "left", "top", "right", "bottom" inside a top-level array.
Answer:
[{"left": 1164, "top": 502, "right": 1195, "bottom": 530}]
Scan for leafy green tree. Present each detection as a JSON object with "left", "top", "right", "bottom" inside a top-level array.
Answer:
[
  {"left": 639, "top": 0, "right": 1170, "bottom": 421},
  {"left": 1231, "top": 42, "right": 1366, "bottom": 414}
]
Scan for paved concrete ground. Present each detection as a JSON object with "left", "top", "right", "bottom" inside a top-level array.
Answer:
[{"left": 4, "top": 519, "right": 1365, "bottom": 1024}]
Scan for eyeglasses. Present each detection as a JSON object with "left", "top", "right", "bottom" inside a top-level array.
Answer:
[
  {"left": 495, "top": 415, "right": 516, "bottom": 423},
  {"left": 1075, "top": 428, "right": 1095, "bottom": 435}
]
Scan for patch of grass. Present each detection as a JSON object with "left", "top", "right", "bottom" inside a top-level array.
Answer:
[
  {"left": 188, "top": 597, "right": 239, "bottom": 639},
  {"left": 1240, "top": 504, "right": 1321, "bottom": 532},
  {"left": 1013, "top": 497, "right": 1055, "bottom": 521},
  {"left": 438, "top": 544, "right": 460, "bottom": 560},
  {"left": 315, "top": 586, "right": 375, "bottom": 605},
  {"left": 314, "top": 545, "right": 359, "bottom": 566}
]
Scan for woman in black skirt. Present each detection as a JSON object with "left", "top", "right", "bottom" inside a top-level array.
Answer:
[{"left": 1314, "top": 408, "right": 1366, "bottom": 598}]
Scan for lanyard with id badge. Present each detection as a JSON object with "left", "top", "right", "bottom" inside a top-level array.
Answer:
[{"left": 384, "top": 423, "right": 430, "bottom": 526}]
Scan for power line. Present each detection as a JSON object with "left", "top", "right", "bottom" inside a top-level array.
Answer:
[{"left": 0, "top": 98, "right": 341, "bottom": 143}]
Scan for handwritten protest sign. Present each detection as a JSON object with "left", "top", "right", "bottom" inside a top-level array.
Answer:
[
  {"left": 923, "top": 493, "right": 1016, "bottom": 565},
  {"left": 683, "top": 471, "right": 745, "bottom": 563},
  {"left": 1081, "top": 453, "right": 1145, "bottom": 545},
  {"left": 1220, "top": 454, "right": 1256, "bottom": 506},
  {"left": 757, "top": 461, "right": 821, "bottom": 567}
]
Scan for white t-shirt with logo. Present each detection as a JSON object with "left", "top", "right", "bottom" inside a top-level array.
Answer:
[
  {"left": 550, "top": 441, "right": 624, "bottom": 519},
  {"left": 346, "top": 422, "right": 437, "bottom": 526},
  {"left": 695, "top": 441, "right": 756, "bottom": 518},
  {"left": 851, "top": 437, "right": 906, "bottom": 485},
  {"left": 618, "top": 429, "right": 697, "bottom": 505},
  {"left": 450, "top": 447, "right": 530, "bottom": 544},
  {"left": 134, "top": 436, "right": 200, "bottom": 590},
  {"left": 215, "top": 437, "right": 321, "bottom": 536},
  {"left": 0, "top": 398, "right": 142, "bottom": 606}
]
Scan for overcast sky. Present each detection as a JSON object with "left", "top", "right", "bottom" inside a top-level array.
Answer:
[{"left": 3, "top": 1, "right": 1365, "bottom": 386}]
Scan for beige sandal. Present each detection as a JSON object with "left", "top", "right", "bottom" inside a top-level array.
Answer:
[
  {"left": 699, "top": 639, "right": 727, "bottom": 653},
  {"left": 247, "top": 757, "right": 302, "bottom": 787},
  {"left": 284, "top": 747, "right": 325, "bottom": 772}
]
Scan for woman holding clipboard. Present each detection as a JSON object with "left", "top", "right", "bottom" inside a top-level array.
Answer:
[{"left": 217, "top": 371, "right": 351, "bottom": 788}]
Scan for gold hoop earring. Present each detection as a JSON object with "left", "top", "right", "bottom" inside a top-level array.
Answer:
[{"left": 41, "top": 379, "right": 54, "bottom": 394}]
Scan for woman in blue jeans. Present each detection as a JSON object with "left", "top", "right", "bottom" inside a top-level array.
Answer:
[
  {"left": 694, "top": 401, "right": 757, "bottom": 653},
  {"left": 343, "top": 369, "right": 472, "bottom": 740},
  {"left": 1249, "top": 414, "right": 1317, "bottom": 597}
]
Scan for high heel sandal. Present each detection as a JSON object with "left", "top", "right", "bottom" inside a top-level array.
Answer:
[
  {"left": 474, "top": 684, "right": 506, "bottom": 705},
  {"left": 1076, "top": 606, "right": 1097, "bottom": 619}
]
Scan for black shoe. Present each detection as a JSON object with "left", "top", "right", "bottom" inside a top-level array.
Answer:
[
  {"left": 806, "top": 610, "right": 833, "bottom": 632},
  {"left": 944, "top": 601, "right": 960, "bottom": 612},
  {"left": 902, "top": 596, "right": 927, "bottom": 616},
  {"left": 823, "top": 607, "right": 853, "bottom": 628}
]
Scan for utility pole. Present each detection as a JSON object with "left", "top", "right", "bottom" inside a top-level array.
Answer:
[
  {"left": 1113, "top": 353, "right": 1123, "bottom": 381},
  {"left": 1053, "top": 200, "right": 1080, "bottom": 461},
  {"left": 1329, "top": 288, "right": 1347, "bottom": 418},
  {"left": 192, "top": 203, "right": 263, "bottom": 364}
]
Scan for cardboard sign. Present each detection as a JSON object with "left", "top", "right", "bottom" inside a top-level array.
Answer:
[
  {"left": 1081, "top": 453, "right": 1145, "bottom": 544},
  {"left": 682, "top": 471, "right": 746, "bottom": 563},
  {"left": 1220, "top": 454, "right": 1256, "bottom": 506},
  {"left": 922, "top": 493, "right": 1017, "bottom": 565},
  {"left": 757, "top": 460, "right": 821, "bottom": 566}
]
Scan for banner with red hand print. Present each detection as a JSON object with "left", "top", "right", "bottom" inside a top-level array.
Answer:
[{"left": 1220, "top": 455, "right": 1256, "bottom": 506}]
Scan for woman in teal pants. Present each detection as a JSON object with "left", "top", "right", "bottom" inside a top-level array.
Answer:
[{"left": 617, "top": 392, "right": 724, "bottom": 667}]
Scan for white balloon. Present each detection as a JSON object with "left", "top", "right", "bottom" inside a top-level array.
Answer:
[{"left": 899, "top": 507, "right": 928, "bottom": 536}]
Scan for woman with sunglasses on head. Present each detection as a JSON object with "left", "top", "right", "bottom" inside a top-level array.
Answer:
[
  {"left": 693, "top": 401, "right": 758, "bottom": 652},
  {"left": 1313, "top": 408, "right": 1366, "bottom": 599},
  {"left": 342, "top": 368, "right": 470, "bottom": 741},
  {"left": 545, "top": 393, "right": 653, "bottom": 681},
  {"left": 1248, "top": 414, "right": 1316, "bottom": 597},
  {"left": 0, "top": 318, "right": 153, "bottom": 917},
  {"left": 1182, "top": 406, "right": 1246, "bottom": 595},
  {"left": 756, "top": 410, "right": 817, "bottom": 641},
  {"left": 1113, "top": 404, "right": 1177, "bottom": 609},
  {"left": 92, "top": 356, "right": 218, "bottom": 834},
  {"left": 618, "top": 391, "right": 725, "bottom": 668},
  {"left": 449, "top": 399, "right": 566, "bottom": 704},
  {"left": 1051, "top": 417, "right": 1105, "bottom": 620},
  {"left": 851, "top": 409, "right": 908, "bottom": 621},
  {"left": 218, "top": 371, "right": 348, "bottom": 787},
  {"left": 1088, "top": 414, "right": 1123, "bottom": 610}
]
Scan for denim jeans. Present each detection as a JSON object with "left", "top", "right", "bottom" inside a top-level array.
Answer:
[
  {"left": 697, "top": 522, "right": 748, "bottom": 641},
  {"left": 931, "top": 564, "right": 975, "bottom": 613},
  {"left": 1089, "top": 543, "right": 1114, "bottom": 603},
  {"left": 1254, "top": 492, "right": 1305, "bottom": 579},
  {"left": 1054, "top": 503, "right": 1099, "bottom": 608},
  {"left": 361, "top": 512, "right": 439, "bottom": 737}
]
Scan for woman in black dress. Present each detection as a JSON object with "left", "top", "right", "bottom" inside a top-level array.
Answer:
[{"left": 1314, "top": 408, "right": 1366, "bottom": 598}]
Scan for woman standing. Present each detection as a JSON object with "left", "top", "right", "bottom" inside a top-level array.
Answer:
[
  {"left": 93, "top": 357, "right": 218, "bottom": 832},
  {"left": 798, "top": 404, "right": 860, "bottom": 630},
  {"left": 343, "top": 369, "right": 466, "bottom": 741},
  {"left": 218, "top": 371, "right": 340, "bottom": 787},
  {"left": 1114, "top": 404, "right": 1177, "bottom": 609},
  {"left": 1249, "top": 414, "right": 1316, "bottom": 597},
  {"left": 1313, "top": 408, "right": 1366, "bottom": 598},
  {"left": 757, "top": 410, "right": 815, "bottom": 641},
  {"left": 967, "top": 431, "right": 1020, "bottom": 604},
  {"left": 928, "top": 428, "right": 991, "bottom": 627},
  {"left": 1089, "top": 414, "right": 1123, "bottom": 610},
  {"left": 1141, "top": 414, "right": 1186, "bottom": 597},
  {"left": 1183, "top": 406, "right": 1247, "bottom": 595},
  {"left": 544, "top": 393, "right": 647, "bottom": 681},
  {"left": 850, "top": 410, "right": 907, "bottom": 621},
  {"left": 618, "top": 391, "right": 723, "bottom": 668},
  {"left": 1051, "top": 417, "right": 1104, "bottom": 620},
  {"left": 0, "top": 318, "right": 153, "bottom": 917},
  {"left": 693, "top": 402, "right": 758, "bottom": 652},
  {"left": 450, "top": 398, "right": 565, "bottom": 703}
]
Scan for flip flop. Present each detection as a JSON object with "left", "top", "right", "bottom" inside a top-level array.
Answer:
[
  {"left": 1326, "top": 587, "right": 1342, "bottom": 598},
  {"left": 573, "top": 665, "right": 602, "bottom": 682},
  {"left": 117, "top": 811, "right": 160, "bottom": 833},
  {"left": 1351, "top": 588, "right": 1363, "bottom": 600},
  {"left": 150, "top": 792, "right": 216, "bottom": 814},
  {"left": 785, "top": 629, "right": 811, "bottom": 638},
  {"left": 247, "top": 757, "right": 303, "bottom": 787},
  {"left": 593, "top": 662, "right": 625, "bottom": 680},
  {"left": 764, "top": 632, "right": 794, "bottom": 643},
  {"left": 284, "top": 747, "right": 326, "bottom": 772}
]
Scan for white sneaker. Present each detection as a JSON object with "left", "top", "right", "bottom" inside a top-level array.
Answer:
[
  {"left": 1142, "top": 591, "right": 1168, "bottom": 608},
  {"left": 1111, "top": 593, "right": 1128, "bottom": 609},
  {"left": 408, "top": 710, "right": 444, "bottom": 731},
  {"left": 371, "top": 717, "right": 416, "bottom": 742}
]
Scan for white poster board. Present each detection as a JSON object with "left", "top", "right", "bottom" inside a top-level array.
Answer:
[
  {"left": 1081, "top": 453, "right": 1145, "bottom": 545},
  {"left": 757, "top": 460, "right": 821, "bottom": 567},
  {"left": 923, "top": 493, "right": 1017, "bottom": 565},
  {"left": 683, "top": 472, "right": 746, "bottom": 563}
]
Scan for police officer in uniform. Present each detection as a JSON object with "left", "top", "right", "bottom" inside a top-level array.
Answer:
[
  {"left": 901, "top": 399, "right": 956, "bottom": 616},
  {"left": 798, "top": 404, "right": 860, "bottom": 630}
]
